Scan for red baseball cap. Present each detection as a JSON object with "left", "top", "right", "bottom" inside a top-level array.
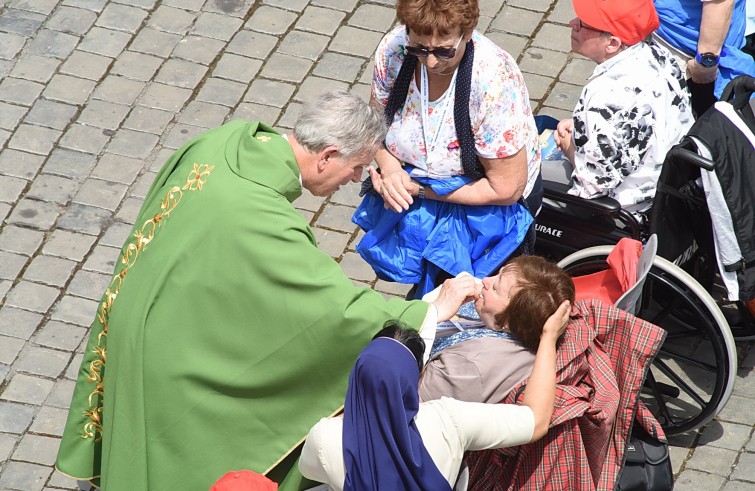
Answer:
[
  {"left": 209, "top": 470, "right": 278, "bottom": 491},
  {"left": 572, "top": 0, "right": 659, "bottom": 45}
]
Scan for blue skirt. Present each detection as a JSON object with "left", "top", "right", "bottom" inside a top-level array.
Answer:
[{"left": 352, "top": 174, "right": 533, "bottom": 298}]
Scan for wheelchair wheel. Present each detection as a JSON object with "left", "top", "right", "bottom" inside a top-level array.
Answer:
[{"left": 558, "top": 246, "right": 737, "bottom": 435}]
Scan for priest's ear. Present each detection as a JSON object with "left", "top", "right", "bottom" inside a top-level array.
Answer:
[{"left": 316, "top": 145, "right": 340, "bottom": 172}]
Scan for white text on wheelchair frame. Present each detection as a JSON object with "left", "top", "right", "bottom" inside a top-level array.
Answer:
[{"left": 535, "top": 223, "right": 564, "bottom": 238}]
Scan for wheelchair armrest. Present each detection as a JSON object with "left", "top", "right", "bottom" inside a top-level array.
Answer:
[{"left": 542, "top": 180, "right": 622, "bottom": 215}]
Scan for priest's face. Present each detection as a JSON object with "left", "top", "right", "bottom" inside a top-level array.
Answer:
[{"left": 311, "top": 151, "right": 373, "bottom": 196}]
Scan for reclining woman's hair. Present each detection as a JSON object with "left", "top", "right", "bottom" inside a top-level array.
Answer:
[
  {"left": 495, "top": 255, "right": 575, "bottom": 351},
  {"left": 293, "top": 90, "right": 387, "bottom": 161},
  {"left": 372, "top": 320, "right": 426, "bottom": 372}
]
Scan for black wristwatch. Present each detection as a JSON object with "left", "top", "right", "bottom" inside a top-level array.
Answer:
[{"left": 695, "top": 52, "right": 720, "bottom": 68}]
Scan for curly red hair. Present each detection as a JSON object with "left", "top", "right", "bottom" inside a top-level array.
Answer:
[{"left": 396, "top": 0, "right": 479, "bottom": 36}]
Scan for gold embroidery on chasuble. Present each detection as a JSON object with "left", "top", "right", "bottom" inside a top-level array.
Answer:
[
  {"left": 184, "top": 163, "right": 215, "bottom": 191},
  {"left": 81, "top": 164, "right": 214, "bottom": 441}
]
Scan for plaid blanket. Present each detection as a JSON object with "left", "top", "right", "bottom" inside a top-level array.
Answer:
[{"left": 465, "top": 299, "right": 667, "bottom": 490}]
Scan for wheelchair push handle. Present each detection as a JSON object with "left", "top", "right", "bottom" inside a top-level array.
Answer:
[
  {"left": 666, "top": 146, "right": 714, "bottom": 172},
  {"left": 720, "top": 74, "right": 755, "bottom": 110}
]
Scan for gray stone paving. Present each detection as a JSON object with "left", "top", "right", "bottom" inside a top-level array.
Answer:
[{"left": 0, "top": 0, "right": 753, "bottom": 489}]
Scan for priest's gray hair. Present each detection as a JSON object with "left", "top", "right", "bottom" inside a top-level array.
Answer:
[{"left": 294, "top": 90, "right": 387, "bottom": 161}]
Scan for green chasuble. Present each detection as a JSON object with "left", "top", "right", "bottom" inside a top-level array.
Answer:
[{"left": 55, "top": 121, "right": 428, "bottom": 490}]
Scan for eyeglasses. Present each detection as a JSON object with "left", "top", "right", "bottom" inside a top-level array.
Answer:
[
  {"left": 576, "top": 19, "right": 608, "bottom": 34},
  {"left": 405, "top": 35, "right": 464, "bottom": 59}
]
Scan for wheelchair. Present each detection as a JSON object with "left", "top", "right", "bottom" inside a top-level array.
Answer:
[{"left": 532, "top": 75, "right": 755, "bottom": 436}]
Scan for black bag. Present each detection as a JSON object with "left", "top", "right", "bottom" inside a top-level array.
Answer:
[{"left": 617, "top": 426, "right": 674, "bottom": 491}]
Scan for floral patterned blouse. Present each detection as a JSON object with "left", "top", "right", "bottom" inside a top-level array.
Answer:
[
  {"left": 569, "top": 40, "right": 694, "bottom": 212},
  {"left": 372, "top": 25, "right": 541, "bottom": 198}
]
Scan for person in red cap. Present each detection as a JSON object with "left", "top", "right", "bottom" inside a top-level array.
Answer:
[{"left": 551, "top": 0, "right": 694, "bottom": 219}]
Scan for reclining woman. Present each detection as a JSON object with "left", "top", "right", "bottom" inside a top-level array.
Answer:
[
  {"left": 298, "top": 306, "right": 569, "bottom": 490},
  {"left": 420, "top": 255, "right": 575, "bottom": 404}
]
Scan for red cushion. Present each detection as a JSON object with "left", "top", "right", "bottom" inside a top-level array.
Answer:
[
  {"left": 573, "top": 269, "right": 625, "bottom": 305},
  {"left": 572, "top": 238, "right": 643, "bottom": 305},
  {"left": 606, "top": 238, "right": 642, "bottom": 291}
]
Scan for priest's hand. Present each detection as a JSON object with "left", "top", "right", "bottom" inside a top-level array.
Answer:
[{"left": 430, "top": 273, "right": 482, "bottom": 322}]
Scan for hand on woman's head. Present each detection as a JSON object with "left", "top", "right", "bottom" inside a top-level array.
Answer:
[
  {"left": 541, "top": 300, "right": 570, "bottom": 343},
  {"left": 492, "top": 255, "right": 575, "bottom": 350}
]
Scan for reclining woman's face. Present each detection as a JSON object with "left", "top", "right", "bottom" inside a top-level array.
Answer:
[{"left": 475, "top": 267, "right": 521, "bottom": 330}]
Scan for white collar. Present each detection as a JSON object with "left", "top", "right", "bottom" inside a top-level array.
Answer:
[
  {"left": 282, "top": 134, "right": 302, "bottom": 185},
  {"left": 589, "top": 42, "right": 645, "bottom": 81}
]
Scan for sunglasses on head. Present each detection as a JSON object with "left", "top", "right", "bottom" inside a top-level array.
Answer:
[{"left": 405, "top": 35, "right": 464, "bottom": 59}]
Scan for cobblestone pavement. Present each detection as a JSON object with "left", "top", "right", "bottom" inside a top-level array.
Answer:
[{"left": 0, "top": 0, "right": 753, "bottom": 489}]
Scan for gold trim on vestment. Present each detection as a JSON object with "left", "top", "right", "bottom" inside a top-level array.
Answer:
[
  {"left": 263, "top": 405, "right": 345, "bottom": 476},
  {"left": 53, "top": 465, "right": 100, "bottom": 485},
  {"left": 81, "top": 164, "right": 214, "bottom": 441}
]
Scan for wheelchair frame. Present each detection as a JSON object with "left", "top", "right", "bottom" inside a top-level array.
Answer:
[
  {"left": 555, "top": 244, "right": 737, "bottom": 435},
  {"left": 535, "top": 96, "right": 755, "bottom": 435}
]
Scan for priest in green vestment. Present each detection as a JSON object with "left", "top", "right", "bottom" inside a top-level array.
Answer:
[{"left": 55, "top": 91, "right": 479, "bottom": 491}]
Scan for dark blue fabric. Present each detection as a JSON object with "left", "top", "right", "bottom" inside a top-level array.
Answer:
[
  {"left": 384, "top": 48, "right": 418, "bottom": 126},
  {"left": 453, "top": 39, "right": 485, "bottom": 180},
  {"left": 522, "top": 115, "right": 553, "bottom": 217},
  {"left": 535, "top": 114, "right": 559, "bottom": 134},
  {"left": 353, "top": 173, "right": 534, "bottom": 298},
  {"left": 523, "top": 171, "right": 543, "bottom": 219},
  {"left": 654, "top": 0, "right": 755, "bottom": 97},
  {"left": 342, "top": 337, "right": 451, "bottom": 491}
]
